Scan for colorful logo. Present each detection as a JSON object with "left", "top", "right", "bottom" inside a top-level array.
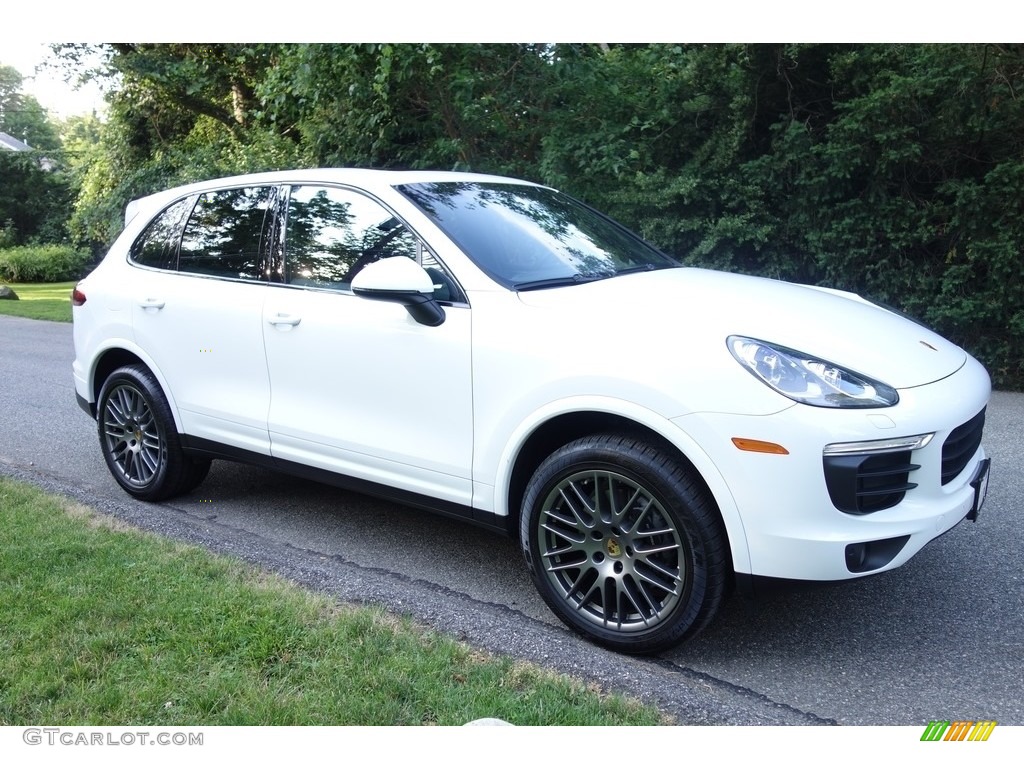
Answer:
[{"left": 921, "top": 720, "right": 997, "bottom": 741}]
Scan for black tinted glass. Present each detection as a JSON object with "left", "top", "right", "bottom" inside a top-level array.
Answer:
[
  {"left": 129, "top": 197, "right": 195, "bottom": 270},
  {"left": 397, "top": 182, "right": 677, "bottom": 288},
  {"left": 285, "top": 185, "right": 418, "bottom": 289},
  {"left": 178, "top": 187, "right": 274, "bottom": 280}
]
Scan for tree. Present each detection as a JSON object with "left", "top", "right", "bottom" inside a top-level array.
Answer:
[
  {"left": 0, "top": 64, "right": 68, "bottom": 244},
  {"left": 257, "top": 44, "right": 554, "bottom": 174},
  {"left": 0, "top": 152, "right": 71, "bottom": 245},
  {"left": 50, "top": 43, "right": 1024, "bottom": 385},
  {"left": 55, "top": 44, "right": 302, "bottom": 248},
  {"left": 0, "top": 64, "right": 61, "bottom": 150}
]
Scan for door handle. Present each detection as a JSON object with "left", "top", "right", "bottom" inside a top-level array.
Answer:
[
  {"left": 138, "top": 298, "right": 165, "bottom": 311},
  {"left": 267, "top": 312, "right": 302, "bottom": 329}
]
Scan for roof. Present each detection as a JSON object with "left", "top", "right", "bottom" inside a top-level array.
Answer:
[
  {"left": 124, "top": 168, "right": 543, "bottom": 225},
  {"left": 0, "top": 132, "right": 33, "bottom": 152}
]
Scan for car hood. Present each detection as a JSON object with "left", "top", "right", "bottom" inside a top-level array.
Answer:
[{"left": 515, "top": 267, "right": 966, "bottom": 389}]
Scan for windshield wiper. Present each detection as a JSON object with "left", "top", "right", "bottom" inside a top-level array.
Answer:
[
  {"left": 615, "top": 264, "right": 663, "bottom": 276},
  {"left": 513, "top": 275, "right": 603, "bottom": 291},
  {"left": 514, "top": 265, "right": 669, "bottom": 291}
]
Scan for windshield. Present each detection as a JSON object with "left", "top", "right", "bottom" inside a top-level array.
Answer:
[{"left": 396, "top": 181, "right": 678, "bottom": 289}]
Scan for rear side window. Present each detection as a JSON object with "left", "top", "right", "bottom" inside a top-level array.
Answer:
[
  {"left": 129, "top": 197, "right": 195, "bottom": 270},
  {"left": 178, "top": 186, "right": 275, "bottom": 281}
]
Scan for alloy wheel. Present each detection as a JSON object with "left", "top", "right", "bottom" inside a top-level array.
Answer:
[
  {"left": 535, "top": 469, "right": 688, "bottom": 634},
  {"left": 101, "top": 383, "right": 165, "bottom": 488}
]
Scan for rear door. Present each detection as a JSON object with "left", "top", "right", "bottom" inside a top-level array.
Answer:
[{"left": 130, "top": 186, "right": 275, "bottom": 454}]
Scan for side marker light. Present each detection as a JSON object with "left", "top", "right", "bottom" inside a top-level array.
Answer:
[{"left": 731, "top": 438, "right": 790, "bottom": 455}]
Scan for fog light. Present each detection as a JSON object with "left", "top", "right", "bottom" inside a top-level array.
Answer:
[
  {"left": 844, "top": 536, "right": 910, "bottom": 573},
  {"left": 845, "top": 543, "right": 867, "bottom": 572}
]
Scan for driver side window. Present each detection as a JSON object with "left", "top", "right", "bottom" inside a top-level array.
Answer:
[{"left": 283, "top": 185, "right": 460, "bottom": 301}]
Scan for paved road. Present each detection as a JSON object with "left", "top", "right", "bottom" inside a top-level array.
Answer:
[{"left": 1, "top": 314, "right": 1021, "bottom": 725}]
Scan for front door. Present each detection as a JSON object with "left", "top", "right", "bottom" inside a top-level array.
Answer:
[{"left": 261, "top": 184, "right": 474, "bottom": 506}]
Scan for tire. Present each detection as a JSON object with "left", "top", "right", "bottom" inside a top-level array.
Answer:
[
  {"left": 520, "top": 433, "right": 729, "bottom": 654},
  {"left": 177, "top": 454, "right": 213, "bottom": 495},
  {"left": 96, "top": 365, "right": 211, "bottom": 501}
]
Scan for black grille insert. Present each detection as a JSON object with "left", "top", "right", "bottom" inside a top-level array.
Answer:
[
  {"left": 824, "top": 450, "right": 920, "bottom": 515},
  {"left": 942, "top": 408, "right": 986, "bottom": 485}
]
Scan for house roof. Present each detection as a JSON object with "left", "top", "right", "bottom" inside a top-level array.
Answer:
[{"left": 0, "top": 132, "right": 33, "bottom": 152}]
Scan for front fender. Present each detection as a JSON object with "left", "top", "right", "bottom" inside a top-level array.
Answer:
[{"left": 483, "top": 394, "right": 752, "bottom": 575}]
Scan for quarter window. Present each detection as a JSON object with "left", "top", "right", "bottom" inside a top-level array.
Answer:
[
  {"left": 129, "top": 197, "right": 195, "bottom": 270},
  {"left": 178, "top": 187, "right": 275, "bottom": 281}
]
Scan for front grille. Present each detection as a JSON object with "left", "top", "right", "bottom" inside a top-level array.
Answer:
[
  {"left": 823, "top": 450, "right": 920, "bottom": 515},
  {"left": 941, "top": 408, "right": 986, "bottom": 485}
]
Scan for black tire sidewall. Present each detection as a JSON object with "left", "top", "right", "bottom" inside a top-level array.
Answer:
[
  {"left": 520, "top": 434, "right": 726, "bottom": 654},
  {"left": 96, "top": 365, "right": 185, "bottom": 501}
]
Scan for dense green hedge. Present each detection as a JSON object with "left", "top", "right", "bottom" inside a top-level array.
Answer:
[
  {"left": 0, "top": 244, "right": 91, "bottom": 283},
  {"left": 61, "top": 43, "right": 1024, "bottom": 387},
  {"left": 531, "top": 45, "right": 1024, "bottom": 388}
]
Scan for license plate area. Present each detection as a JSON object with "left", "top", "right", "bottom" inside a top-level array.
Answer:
[{"left": 966, "top": 458, "right": 991, "bottom": 521}]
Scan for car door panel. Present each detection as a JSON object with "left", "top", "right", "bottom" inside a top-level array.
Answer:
[
  {"left": 263, "top": 288, "right": 473, "bottom": 505},
  {"left": 262, "top": 183, "right": 473, "bottom": 505},
  {"left": 131, "top": 272, "right": 272, "bottom": 455},
  {"left": 128, "top": 185, "right": 276, "bottom": 454}
]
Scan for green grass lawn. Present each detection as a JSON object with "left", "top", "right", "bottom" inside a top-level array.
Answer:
[
  {"left": 0, "top": 282, "right": 75, "bottom": 323},
  {"left": 0, "top": 476, "right": 666, "bottom": 726}
]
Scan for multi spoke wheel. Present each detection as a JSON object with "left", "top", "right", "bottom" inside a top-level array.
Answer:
[
  {"left": 537, "top": 469, "right": 686, "bottom": 633},
  {"left": 102, "top": 382, "right": 165, "bottom": 488},
  {"left": 521, "top": 434, "right": 729, "bottom": 654},
  {"left": 96, "top": 365, "right": 211, "bottom": 501}
]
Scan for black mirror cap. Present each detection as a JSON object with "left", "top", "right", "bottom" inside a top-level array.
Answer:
[{"left": 352, "top": 287, "right": 446, "bottom": 327}]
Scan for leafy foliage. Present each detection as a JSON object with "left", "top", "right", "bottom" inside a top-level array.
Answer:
[
  {"left": 53, "top": 44, "right": 303, "bottom": 248},
  {"left": 256, "top": 43, "right": 553, "bottom": 174},
  {"left": 0, "top": 64, "right": 61, "bottom": 151},
  {"left": 0, "top": 152, "right": 72, "bottom": 246},
  {"left": 0, "top": 64, "right": 70, "bottom": 245},
  {"left": 52, "top": 43, "right": 1024, "bottom": 387},
  {"left": 536, "top": 44, "right": 1024, "bottom": 386},
  {"left": 0, "top": 244, "right": 90, "bottom": 282}
]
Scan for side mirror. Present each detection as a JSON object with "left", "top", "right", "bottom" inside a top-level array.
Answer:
[{"left": 350, "top": 257, "right": 446, "bottom": 327}]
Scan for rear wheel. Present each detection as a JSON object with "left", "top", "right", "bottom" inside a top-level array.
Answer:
[
  {"left": 97, "top": 365, "right": 211, "bottom": 501},
  {"left": 520, "top": 433, "right": 729, "bottom": 654}
]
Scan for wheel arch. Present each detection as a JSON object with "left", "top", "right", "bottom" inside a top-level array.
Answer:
[
  {"left": 88, "top": 344, "right": 184, "bottom": 433},
  {"left": 498, "top": 402, "right": 751, "bottom": 575}
]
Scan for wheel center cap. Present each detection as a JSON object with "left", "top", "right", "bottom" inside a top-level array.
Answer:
[{"left": 605, "top": 538, "right": 623, "bottom": 558}]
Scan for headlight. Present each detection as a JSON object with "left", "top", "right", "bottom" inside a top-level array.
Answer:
[{"left": 727, "top": 336, "right": 899, "bottom": 408}]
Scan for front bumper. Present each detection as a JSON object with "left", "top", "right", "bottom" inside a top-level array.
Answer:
[{"left": 673, "top": 355, "right": 991, "bottom": 582}]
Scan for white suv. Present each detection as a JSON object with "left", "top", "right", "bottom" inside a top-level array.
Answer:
[{"left": 72, "top": 169, "right": 992, "bottom": 653}]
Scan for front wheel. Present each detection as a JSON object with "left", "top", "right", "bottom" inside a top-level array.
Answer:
[{"left": 520, "top": 434, "right": 729, "bottom": 654}]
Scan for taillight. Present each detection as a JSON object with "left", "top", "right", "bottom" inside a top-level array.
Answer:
[{"left": 71, "top": 286, "right": 86, "bottom": 306}]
